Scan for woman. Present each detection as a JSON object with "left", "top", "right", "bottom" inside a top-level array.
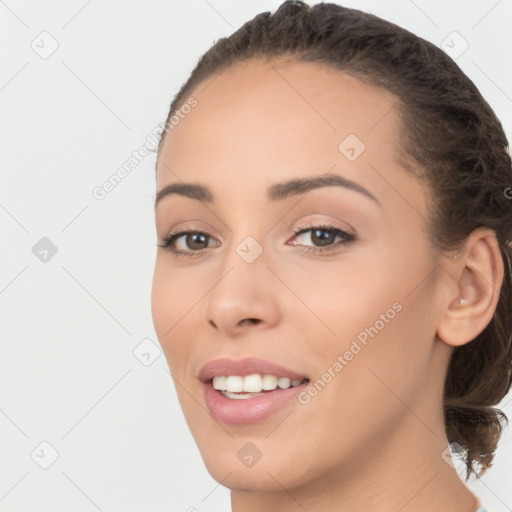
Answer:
[{"left": 151, "top": 1, "right": 512, "bottom": 510}]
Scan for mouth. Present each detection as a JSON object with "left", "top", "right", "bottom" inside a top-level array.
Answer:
[
  {"left": 206, "top": 375, "right": 310, "bottom": 400},
  {"left": 198, "top": 357, "right": 311, "bottom": 424},
  {"left": 201, "top": 374, "right": 310, "bottom": 425}
]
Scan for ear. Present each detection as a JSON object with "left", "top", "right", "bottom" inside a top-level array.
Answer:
[{"left": 437, "top": 228, "right": 504, "bottom": 347}]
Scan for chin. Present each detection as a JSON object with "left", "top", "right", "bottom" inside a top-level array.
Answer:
[
  {"left": 200, "top": 448, "right": 315, "bottom": 492},
  {"left": 206, "top": 465, "right": 289, "bottom": 492}
]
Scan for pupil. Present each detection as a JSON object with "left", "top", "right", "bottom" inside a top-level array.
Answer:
[
  {"left": 312, "top": 229, "right": 334, "bottom": 246},
  {"left": 188, "top": 233, "right": 207, "bottom": 249}
]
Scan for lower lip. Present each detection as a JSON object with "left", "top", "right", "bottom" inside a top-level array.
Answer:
[{"left": 202, "top": 380, "right": 309, "bottom": 425}]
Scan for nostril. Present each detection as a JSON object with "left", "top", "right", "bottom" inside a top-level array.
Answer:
[{"left": 244, "top": 318, "right": 261, "bottom": 325}]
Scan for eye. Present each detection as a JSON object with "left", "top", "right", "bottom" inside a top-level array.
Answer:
[
  {"left": 288, "top": 223, "right": 355, "bottom": 254},
  {"left": 157, "top": 228, "right": 219, "bottom": 258}
]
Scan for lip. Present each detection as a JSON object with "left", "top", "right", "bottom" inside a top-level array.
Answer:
[
  {"left": 198, "top": 357, "right": 310, "bottom": 425},
  {"left": 197, "top": 357, "right": 309, "bottom": 382},
  {"left": 202, "top": 379, "right": 309, "bottom": 425}
]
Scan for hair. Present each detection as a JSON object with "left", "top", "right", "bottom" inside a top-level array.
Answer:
[{"left": 156, "top": 0, "right": 512, "bottom": 479}]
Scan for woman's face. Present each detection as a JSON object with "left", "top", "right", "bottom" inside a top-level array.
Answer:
[{"left": 152, "top": 58, "right": 449, "bottom": 491}]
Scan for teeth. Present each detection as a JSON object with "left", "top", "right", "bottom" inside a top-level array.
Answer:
[
  {"left": 212, "top": 376, "right": 227, "bottom": 391},
  {"left": 212, "top": 374, "right": 306, "bottom": 392},
  {"left": 262, "top": 374, "right": 277, "bottom": 390},
  {"left": 277, "top": 377, "right": 291, "bottom": 389},
  {"left": 225, "top": 376, "right": 243, "bottom": 392},
  {"left": 243, "top": 374, "right": 263, "bottom": 392}
]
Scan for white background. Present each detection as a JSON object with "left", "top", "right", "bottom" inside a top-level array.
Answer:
[{"left": 1, "top": 1, "right": 511, "bottom": 511}]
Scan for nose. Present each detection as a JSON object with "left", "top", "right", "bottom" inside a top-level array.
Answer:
[{"left": 203, "top": 247, "right": 281, "bottom": 338}]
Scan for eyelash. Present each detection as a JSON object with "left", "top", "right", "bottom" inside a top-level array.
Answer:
[{"left": 157, "top": 222, "right": 356, "bottom": 259}]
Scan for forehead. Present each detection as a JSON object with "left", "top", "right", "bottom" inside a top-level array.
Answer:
[{"left": 157, "top": 58, "right": 404, "bottom": 193}]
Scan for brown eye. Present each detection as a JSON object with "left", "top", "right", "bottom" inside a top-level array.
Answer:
[
  {"left": 289, "top": 224, "right": 355, "bottom": 254},
  {"left": 158, "top": 230, "right": 219, "bottom": 257},
  {"left": 182, "top": 233, "right": 209, "bottom": 250},
  {"left": 310, "top": 228, "right": 337, "bottom": 246}
]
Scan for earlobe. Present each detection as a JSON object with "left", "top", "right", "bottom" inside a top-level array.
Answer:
[{"left": 437, "top": 228, "right": 504, "bottom": 347}]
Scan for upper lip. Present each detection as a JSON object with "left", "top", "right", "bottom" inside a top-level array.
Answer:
[{"left": 198, "top": 357, "right": 309, "bottom": 382}]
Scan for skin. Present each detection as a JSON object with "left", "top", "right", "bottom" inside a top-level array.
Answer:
[{"left": 151, "top": 58, "right": 504, "bottom": 512}]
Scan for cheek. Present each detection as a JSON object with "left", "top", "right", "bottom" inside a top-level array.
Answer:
[
  {"left": 281, "top": 260, "right": 438, "bottom": 467},
  {"left": 151, "top": 256, "right": 201, "bottom": 330},
  {"left": 150, "top": 259, "right": 189, "bottom": 368},
  {"left": 272, "top": 251, "right": 405, "bottom": 344},
  {"left": 318, "top": 244, "right": 439, "bottom": 414},
  {"left": 289, "top": 234, "right": 438, "bottom": 382}
]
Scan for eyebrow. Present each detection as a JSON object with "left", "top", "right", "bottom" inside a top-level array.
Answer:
[{"left": 154, "top": 174, "right": 381, "bottom": 209}]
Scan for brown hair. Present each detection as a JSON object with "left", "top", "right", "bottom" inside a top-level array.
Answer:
[{"left": 156, "top": 0, "right": 512, "bottom": 479}]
